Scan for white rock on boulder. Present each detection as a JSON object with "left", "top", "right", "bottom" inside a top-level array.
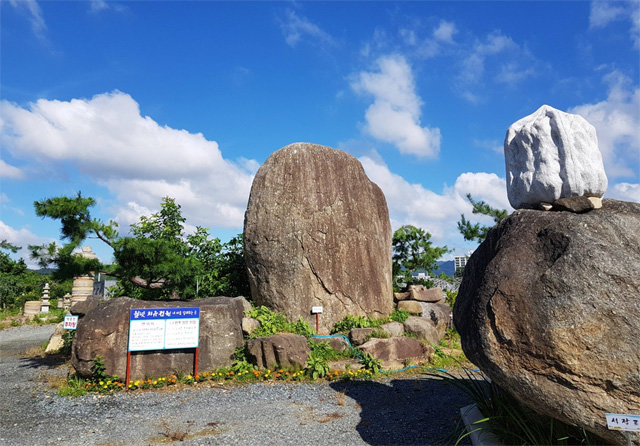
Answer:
[{"left": 504, "top": 105, "right": 607, "bottom": 209}]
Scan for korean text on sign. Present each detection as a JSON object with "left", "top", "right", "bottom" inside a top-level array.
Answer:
[
  {"left": 128, "top": 307, "right": 200, "bottom": 352},
  {"left": 606, "top": 413, "right": 640, "bottom": 432}
]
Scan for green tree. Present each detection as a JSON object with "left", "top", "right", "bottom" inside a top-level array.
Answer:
[
  {"left": 0, "top": 241, "right": 51, "bottom": 310},
  {"left": 457, "top": 194, "right": 509, "bottom": 243},
  {"left": 30, "top": 194, "right": 249, "bottom": 300},
  {"left": 392, "top": 225, "right": 449, "bottom": 291}
]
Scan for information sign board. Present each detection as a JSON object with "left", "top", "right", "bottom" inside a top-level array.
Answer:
[
  {"left": 63, "top": 315, "right": 79, "bottom": 330},
  {"left": 128, "top": 308, "right": 200, "bottom": 352},
  {"left": 606, "top": 413, "right": 640, "bottom": 432}
]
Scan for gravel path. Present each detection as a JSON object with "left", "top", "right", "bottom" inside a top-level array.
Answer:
[{"left": 0, "top": 325, "right": 472, "bottom": 445}]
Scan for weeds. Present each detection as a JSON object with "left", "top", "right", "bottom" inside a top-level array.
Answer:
[{"left": 430, "top": 368, "right": 601, "bottom": 445}]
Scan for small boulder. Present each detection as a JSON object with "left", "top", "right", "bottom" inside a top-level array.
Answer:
[
  {"left": 397, "top": 300, "right": 423, "bottom": 315},
  {"left": 551, "top": 196, "right": 595, "bottom": 213},
  {"left": 409, "top": 285, "right": 444, "bottom": 303},
  {"left": 419, "top": 302, "right": 451, "bottom": 337},
  {"left": 380, "top": 321, "right": 404, "bottom": 337},
  {"left": 311, "top": 335, "right": 351, "bottom": 352},
  {"left": 393, "top": 292, "right": 411, "bottom": 301},
  {"left": 45, "top": 322, "right": 65, "bottom": 354},
  {"left": 403, "top": 316, "right": 440, "bottom": 345},
  {"left": 349, "top": 328, "right": 375, "bottom": 346},
  {"left": 246, "top": 333, "right": 310, "bottom": 369},
  {"left": 242, "top": 317, "right": 260, "bottom": 336},
  {"left": 235, "top": 296, "right": 253, "bottom": 314},
  {"left": 504, "top": 105, "right": 607, "bottom": 210},
  {"left": 359, "top": 337, "right": 433, "bottom": 370}
]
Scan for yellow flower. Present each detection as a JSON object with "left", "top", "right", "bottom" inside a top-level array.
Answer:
[
  {"left": 153, "top": 380, "right": 157, "bottom": 385},
  {"left": 106, "top": 380, "right": 111, "bottom": 385},
  {"left": 99, "top": 381, "right": 104, "bottom": 385},
  {"left": 135, "top": 380, "right": 140, "bottom": 386}
]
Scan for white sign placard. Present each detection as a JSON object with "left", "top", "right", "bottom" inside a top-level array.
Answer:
[
  {"left": 63, "top": 315, "right": 79, "bottom": 330},
  {"left": 128, "top": 308, "right": 200, "bottom": 352},
  {"left": 606, "top": 413, "right": 640, "bottom": 432},
  {"left": 311, "top": 306, "right": 323, "bottom": 314}
]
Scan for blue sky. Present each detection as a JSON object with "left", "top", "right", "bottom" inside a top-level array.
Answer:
[{"left": 1, "top": 0, "right": 639, "bottom": 266}]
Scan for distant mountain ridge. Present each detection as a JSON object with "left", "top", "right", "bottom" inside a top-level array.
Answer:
[{"left": 434, "top": 260, "right": 455, "bottom": 277}]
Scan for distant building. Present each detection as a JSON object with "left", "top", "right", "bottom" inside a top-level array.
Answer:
[{"left": 454, "top": 251, "right": 474, "bottom": 271}]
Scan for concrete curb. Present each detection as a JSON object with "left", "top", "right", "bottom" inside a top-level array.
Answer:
[{"left": 460, "top": 403, "right": 504, "bottom": 446}]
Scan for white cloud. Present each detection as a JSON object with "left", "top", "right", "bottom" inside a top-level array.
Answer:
[
  {"left": 0, "top": 91, "right": 256, "bottom": 230},
  {"left": 474, "top": 139, "right": 503, "bottom": 154},
  {"left": 0, "top": 159, "right": 24, "bottom": 179},
  {"left": 0, "top": 220, "right": 55, "bottom": 268},
  {"left": 359, "top": 155, "right": 511, "bottom": 254},
  {"left": 457, "top": 30, "right": 539, "bottom": 99},
  {"left": 279, "top": 9, "right": 336, "bottom": 48},
  {"left": 9, "top": 0, "right": 46, "bottom": 40},
  {"left": 352, "top": 55, "right": 441, "bottom": 158},
  {"left": 590, "top": 1, "right": 640, "bottom": 49},
  {"left": 607, "top": 182, "right": 640, "bottom": 202},
  {"left": 590, "top": 1, "right": 627, "bottom": 28},
  {"left": 433, "top": 20, "right": 457, "bottom": 44},
  {"left": 570, "top": 71, "right": 640, "bottom": 179}
]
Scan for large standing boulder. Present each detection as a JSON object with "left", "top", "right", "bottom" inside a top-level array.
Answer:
[
  {"left": 244, "top": 143, "right": 393, "bottom": 333},
  {"left": 71, "top": 296, "right": 245, "bottom": 380},
  {"left": 504, "top": 105, "right": 607, "bottom": 209},
  {"left": 454, "top": 200, "right": 640, "bottom": 445}
]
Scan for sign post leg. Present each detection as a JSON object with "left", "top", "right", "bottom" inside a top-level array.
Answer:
[
  {"left": 125, "top": 351, "right": 131, "bottom": 389},
  {"left": 315, "top": 313, "right": 319, "bottom": 334},
  {"left": 194, "top": 347, "right": 199, "bottom": 378}
]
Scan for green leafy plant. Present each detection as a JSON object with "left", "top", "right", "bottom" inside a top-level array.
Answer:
[
  {"left": 230, "top": 346, "right": 256, "bottom": 373},
  {"left": 305, "top": 351, "right": 330, "bottom": 379},
  {"left": 331, "top": 315, "right": 385, "bottom": 333},
  {"left": 91, "top": 355, "right": 108, "bottom": 383},
  {"left": 389, "top": 309, "right": 409, "bottom": 323},
  {"left": 359, "top": 352, "right": 381, "bottom": 374},
  {"left": 246, "top": 306, "right": 313, "bottom": 338}
]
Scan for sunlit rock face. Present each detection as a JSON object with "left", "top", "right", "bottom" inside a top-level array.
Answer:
[
  {"left": 243, "top": 142, "right": 393, "bottom": 333},
  {"left": 504, "top": 105, "right": 607, "bottom": 210}
]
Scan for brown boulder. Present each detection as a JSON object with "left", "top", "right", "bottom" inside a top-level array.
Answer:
[
  {"left": 397, "top": 300, "right": 423, "bottom": 315},
  {"left": 359, "top": 337, "right": 433, "bottom": 370},
  {"left": 403, "top": 316, "right": 441, "bottom": 345},
  {"left": 380, "top": 321, "right": 404, "bottom": 337},
  {"left": 244, "top": 143, "right": 393, "bottom": 333},
  {"left": 311, "top": 335, "right": 351, "bottom": 352},
  {"left": 419, "top": 302, "right": 451, "bottom": 337},
  {"left": 409, "top": 285, "right": 444, "bottom": 303},
  {"left": 394, "top": 291, "right": 410, "bottom": 301},
  {"left": 349, "top": 328, "right": 375, "bottom": 346},
  {"left": 71, "top": 296, "right": 244, "bottom": 380},
  {"left": 454, "top": 199, "right": 640, "bottom": 445},
  {"left": 246, "top": 333, "right": 310, "bottom": 369}
]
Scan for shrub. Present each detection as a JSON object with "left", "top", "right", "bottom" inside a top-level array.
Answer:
[
  {"left": 246, "top": 306, "right": 313, "bottom": 338},
  {"left": 305, "top": 351, "right": 329, "bottom": 379},
  {"left": 389, "top": 309, "right": 409, "bottom": 323}
]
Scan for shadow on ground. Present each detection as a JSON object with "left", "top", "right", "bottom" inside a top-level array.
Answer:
[
  {"left": 19, "top": 353, "right": 68, "bottom": 370},
  {"left": 330, "top": 375, "right": 473, "bottom": 446}
]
